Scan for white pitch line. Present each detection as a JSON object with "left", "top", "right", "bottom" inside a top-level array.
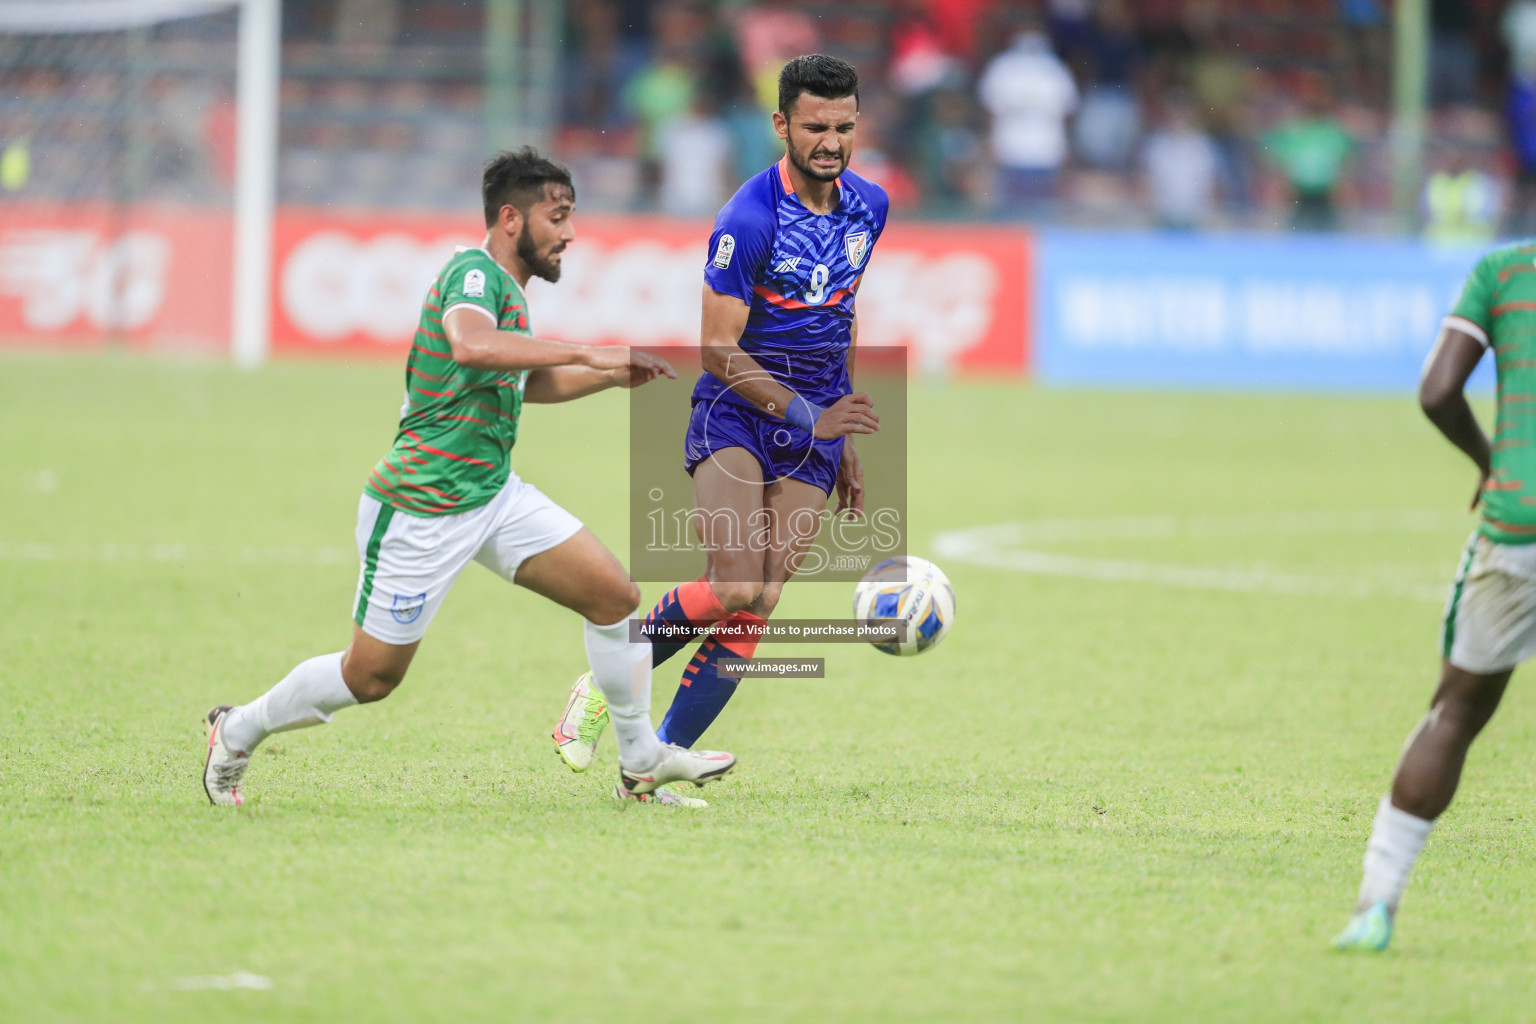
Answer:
[
  {"left": 0, "top": 542, "right": 353, "bottom": 566},
  {"left": 169, "top": 972, "right": 274, "bottom": 992},
  {"left": 954, "top": 508, "right": 1470, "bottom": 547},
  {"left": 932, "top": 511, "right": 1464, "bottom": 603}
]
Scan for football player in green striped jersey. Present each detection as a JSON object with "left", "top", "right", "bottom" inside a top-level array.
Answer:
[
  {"left": 202, "top": 148, "right": 737, "bottom": 808},
  {"left": 1335, "top": 244, "right": 1536, "bottom": 951}
]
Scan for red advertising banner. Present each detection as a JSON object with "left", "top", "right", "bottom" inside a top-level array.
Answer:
[
  {"left": 270, "top": 207, "right": 478, "bottom": 356},
  {"left": 1, "top": 203, "right": 1031, "bottom": 374},
  {"left": 0, "top": 203, "right": 232, "bottom": 351},
  {"left": 271, "top": 210, "right": 1031, "bottom": 373},
  {"left": 861, "top": 221, "right": 1031, "bottom": 374}
]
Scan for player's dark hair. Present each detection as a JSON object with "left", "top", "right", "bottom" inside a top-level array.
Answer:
[
  {"left": 481, "top": 147, "right": 575, "bottom": 227},
  {"left": 777, "top": 54, "right": 859, "bottom": 116}
]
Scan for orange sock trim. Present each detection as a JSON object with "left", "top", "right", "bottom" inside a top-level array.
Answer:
[
  {"left": 675, "top": 577, "right": 728, "bottom": 624},
  {"left": 713, "top": 611, "right": 766, "bottom": 659}
]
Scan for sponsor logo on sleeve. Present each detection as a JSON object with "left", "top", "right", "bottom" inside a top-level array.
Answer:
[
  {"left": 464, "top": 268, "right": 486, "bottom": 297},
  {"left": 844, "top": 231, "right": 870, "bottom": 270},
  {"left": 713, "top": 234, "right": 736, "bottom": 269}
]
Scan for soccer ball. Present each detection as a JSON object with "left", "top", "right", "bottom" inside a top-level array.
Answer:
[{"left": 852, "top": 556, "right": 955, "bottom": 656}]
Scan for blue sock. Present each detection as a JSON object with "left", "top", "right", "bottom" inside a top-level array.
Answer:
[
  {"left": 656, "top": 639, "right": 738, "bottom": 747},
  {"left": 656, "top": 613, "right": 763, "bottom": 748},
  {"left": 641, "top": 578, "right": 726, "bottom": 668}
]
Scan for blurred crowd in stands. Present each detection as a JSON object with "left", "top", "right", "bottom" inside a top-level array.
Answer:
[
  {"left": 5, "top": 0, "right": 1536, "bottom": 237},
  {"left": 547, "top": 0, "right": 1519, "bottom": 237}
]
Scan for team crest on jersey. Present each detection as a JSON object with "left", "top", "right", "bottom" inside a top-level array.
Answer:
[
  {"left": 713, "top": 233, "right": 736, "bottom": 269},
  {"left": 391, "top": 592, "right": 427, "bottom": 624},
  {"left": 844, "top": 231, "right": 870, "bottom": 270},
  {"left": 464, "top": 268, "right": 486, "bottom": 297}
]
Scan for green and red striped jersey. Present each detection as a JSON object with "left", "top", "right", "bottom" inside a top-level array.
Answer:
[
  {"left": 1447, "top": 244, "right": 1536, "bottom": 544},
  {"left": 365, "top": 247, "right": 529, "bottom": 516}
]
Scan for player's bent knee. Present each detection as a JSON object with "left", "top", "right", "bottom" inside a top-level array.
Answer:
[
  {"left": 350, "top": 662, "right": 406, "bottom": 702},
  {"left": 341, "top": 646, "right": 410, "bottom": 703},
  {"left": 343, "top": 667, "right": 402, "bottom": 703},
  {"left": 1438, "top": 694, "right": 1499, "bottom": 739},
  {"left": 710, "top": 579, "right": 762, "bottom": 613},
  {"left": 750, "top": 583, "right": 783, "bottom": 617},
  {"left": 586, "top": 580, "right": 641, "bottom": 626},
  {"left": 1433, "top": 669, "right": 1509, "bottom": 735}
]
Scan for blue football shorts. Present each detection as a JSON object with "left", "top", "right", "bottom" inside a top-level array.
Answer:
[{"left": 683, "top": 396, "right": 844, "bottom": 495}]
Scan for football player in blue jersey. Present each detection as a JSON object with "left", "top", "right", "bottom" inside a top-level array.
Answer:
[{"left": 552, "top": 54, "right": 887, "bottom": 805}]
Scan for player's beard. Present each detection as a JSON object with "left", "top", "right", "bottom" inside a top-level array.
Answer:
[
  {"left": 518, "top": 223, "right": 564, "bottom": 283},
  {"left": 788, "top": 141, "right": 847, "bottom": 183}
]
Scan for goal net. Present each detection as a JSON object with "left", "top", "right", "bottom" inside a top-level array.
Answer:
[{"left": 0, "top": 0, "right": 275, "bottom": 361}]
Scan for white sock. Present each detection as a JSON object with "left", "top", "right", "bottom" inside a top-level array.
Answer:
[
  {"left": 221, "top": 652, "right": 358, "bottom": 754},
  {"left": 1357, "top": 795, "right": 1435, "bottom": 911},
  {"left": 583, "top": 617, "right": 663, "bottom": 771}
]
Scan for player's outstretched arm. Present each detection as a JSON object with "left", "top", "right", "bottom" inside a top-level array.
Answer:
[
  {"left": 444, "top": 308, "right": 610, "bottom": 373},
  {"left": 699, "top": 286, "right": 880, "bottom": 440},
  {"left": 525, "top": 350, "right": 677, "bottom": 403},
  {"left": 1420, "top": 325, "right": 1491, "bottom": 508}
]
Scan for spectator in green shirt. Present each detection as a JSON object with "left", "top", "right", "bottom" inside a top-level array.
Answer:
[
  {"left": 1263, "top": 83, "right": 1354, "bottom": 231},
  {"left": 625, "top": 52, "right": 696, "bottom": 205}
]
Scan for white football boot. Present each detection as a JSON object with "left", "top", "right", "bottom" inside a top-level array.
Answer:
[
  {"left": 612, "top": 784, "right": 710, "bottom": 809},
  {"left": 552, "top": 671, "right": 609, "bottom": 772},
  {"left": 202, "top": 705, "right": 251, "bottom": 807},
  {"left": 618, "top": 743, "right": 736, "bottom": 797}
]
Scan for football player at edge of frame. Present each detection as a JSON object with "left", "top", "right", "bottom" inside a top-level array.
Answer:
[
  {"left": 1335, "top": 243, "right": 1536, "bottom": 951},
  {"left": 202, "top": 148, "right": 737, "bottom": 808},
  {"left": 552, "top": 54, "right": 887, "bottom": 805}
]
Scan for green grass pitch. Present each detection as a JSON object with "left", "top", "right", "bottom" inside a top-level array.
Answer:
[{"left": 2, "top": 353, "right": 1534, "bottom": 1022}]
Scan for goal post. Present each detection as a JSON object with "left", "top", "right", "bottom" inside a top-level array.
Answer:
[
  {"left": 231, "top": 0, "right": 278, "bottom": 369},
  {"left": 0, "top": 0, "right": 279, "bottom": 367}
]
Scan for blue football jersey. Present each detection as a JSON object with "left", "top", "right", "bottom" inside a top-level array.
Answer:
[{"left": 695, "top": 157, "right": 889, "bottom": 410}]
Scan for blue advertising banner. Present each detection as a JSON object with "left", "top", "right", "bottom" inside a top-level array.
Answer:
[{"left": 1034, "top": 230, "right": 1492, "bottom": 390}]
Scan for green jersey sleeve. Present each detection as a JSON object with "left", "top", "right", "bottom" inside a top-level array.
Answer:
[
  {"left": 440, "top": 253, "right": 505, "bottom": 326},
  {"left": 1446, "top": 255, "right": 1496, "bottom": 346}
]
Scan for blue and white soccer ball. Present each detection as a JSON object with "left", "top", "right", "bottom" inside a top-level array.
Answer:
[{"left": 852, "top": 556, "right": 955, "bottom": 656}]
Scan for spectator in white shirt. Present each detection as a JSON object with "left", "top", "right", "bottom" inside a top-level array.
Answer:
[
  {"left": 1141, "top": 99, "right": 1221, "bottom": 230},
  {"left": 1505, "top": 0, "right": 1536, "bottom": 83},
  {"left": 977, "top": 30, "right": 1078, "bottom": 216},
  {"left": 657, "top": 94, "right": 733, "bottom": 217}
]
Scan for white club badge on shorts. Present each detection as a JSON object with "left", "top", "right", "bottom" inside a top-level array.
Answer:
[
  {"left": 713, "top": 234, "right": 735, "bottom": 269},
  {"left": 464, "top": 268, "right": 486, "bottom": 297},
  {"left": 353, "top": 478, "right": 583, "bottom": 646},
  {"left": 390, "top": 592, "right": 426, "bottom": 624}
]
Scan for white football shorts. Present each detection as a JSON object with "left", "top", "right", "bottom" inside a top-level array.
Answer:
[
  {"left": 1441, "top": 532, "right": 1536, "bottom": 674},
  {"left": 351, "top": 473, "right": 583, "bottom": 644}
]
